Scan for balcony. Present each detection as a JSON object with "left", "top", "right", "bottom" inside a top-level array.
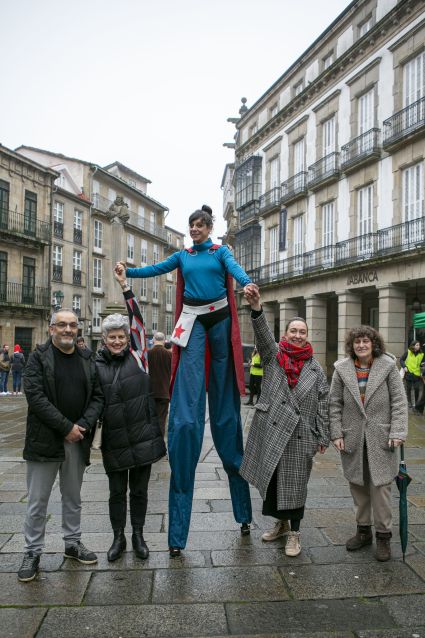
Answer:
[
  {"left": 304, "top": 245, "right": 336, "bottom": 272},
  {"left": 239, "top": 200, "right": 260, "bottom": 226},
  {"left": 73, "top": 228, "right": 82, "bottom": 244},
  {"left": 73, "top": 269, "right": 82, "bottom": 285},
  {"left": 281, "top": 172, "right": 308, "bottom": 205},
  {"left": 307, "top": 153, "right": 340, "bottom": 191},
  {"left": 54, "top": 221, "right": 63, "bottom": 238},
  {"left": 0, "top": 282, "right": 50, "bottom": 309},
  {"left": 53, "top": 264, "right": 63, "bottom": 282},
  {"left": 0, "top": 209, "right": 50, "bottom": 246},
  {"left": 377, "top": 215, "right": 425, "bottom": 256},
  {"left": 383, "top": 97, "right": 425, "bottom": 151},
  {"left": 335, "top": 233, "right": 377, "bottom": 266},
  {"left": 341, "top": 129, "right": 381, "bottom": 173},
  {"left": 259, "top": 187, "right": 281, "bottom": 214},
  {"left": 92, "top": 194, "right": 167, "bottom": 241}
]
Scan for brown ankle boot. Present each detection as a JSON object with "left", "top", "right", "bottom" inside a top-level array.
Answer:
[
  {"left": 375, "top": 531, "right": 392, "bottom": 561},
  {"left": 346, "top": 525, "right": 373, "bottom": 551}
]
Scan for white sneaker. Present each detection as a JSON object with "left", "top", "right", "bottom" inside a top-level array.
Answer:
[
  {"left": 18, "top": 392, "right": 23, "bottom": 395},
  {"left": 261, "top": 520, "right": 290, "bottom": 542},
  {"left": 0, "top": 392, "right": 6, "bottom": 396},
  {"left": 285, "top": 531, "right": 301, "bottom": 556}
]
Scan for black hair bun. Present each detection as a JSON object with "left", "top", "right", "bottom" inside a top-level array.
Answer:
[{"left": 201, "top": 204, "right": 213, "bottom": 215}]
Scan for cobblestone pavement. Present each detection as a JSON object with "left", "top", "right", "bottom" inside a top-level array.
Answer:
[{"left": 0, "top": 395, "right": 424, "bottom": 638}]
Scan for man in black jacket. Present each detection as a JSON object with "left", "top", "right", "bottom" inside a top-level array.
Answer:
[{"left": 18, "top": 309, "right": 104, "bottom": 582}]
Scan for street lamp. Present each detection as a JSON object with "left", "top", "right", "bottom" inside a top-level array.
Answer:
[{"left": 51, "top": 290, "right": 64, "bottom": 311}]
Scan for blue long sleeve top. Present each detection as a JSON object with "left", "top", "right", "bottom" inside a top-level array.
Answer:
[{"left": 126, "top": 238, "right": 251, "bottom": 301}]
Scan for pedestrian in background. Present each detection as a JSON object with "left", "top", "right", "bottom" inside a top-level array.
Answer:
[
  {"left": 0, "top": 344, "right": 11, "bottom": 395},
  {"left": 241, "top": 287, "right": 329, "bottom": 557},
  {"left": 76, "top": 336, "right": 92, "bottom": 355},
  {"left": 246, "top": 346, "right": 263, "bottom": 406},
  {"left": 148, "top": 331, "right": 172, "bottom": 438},
  {"left": 18, "top": 309, "right": 104, "bottom": 582},
  {"left": 330, "top": 326, "right": 408, "bottom": 562},
  {"left": 400, "top": 340, "right": 423, "bottom": 409},
  {"left": 11, "top": 344, "right": 25, "bottom": 395}
]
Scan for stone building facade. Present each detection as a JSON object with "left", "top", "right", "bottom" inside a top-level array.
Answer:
[
  {"left": 0, "top": 145, "right": 57, "bottom": 357},
  {"left": 227, "top": 0, "right": 425, "bottom": 376}
]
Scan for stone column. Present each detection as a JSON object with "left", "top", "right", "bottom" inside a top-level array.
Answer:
[
  {"left": 102, "top": 217, "right": 127, "bottom": 317},
  {"left": 262, "top": 302, "right": 276, "bottom": 336},
  {"left": 305, "top": 296, "right": 327, "bottom": 370},
  {"left": 378, "top": 285, "right": 406, "bottom": 357},
  {"left": 279, "top": 299, "right": 299, "bottom": 336},
  {"left": 337, "top": 291, "right": 362, "bottom": 359}
]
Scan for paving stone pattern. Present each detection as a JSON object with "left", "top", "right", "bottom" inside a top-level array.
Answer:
[{"left": 0, "top": 396, "right": 424, "bottom": 637}]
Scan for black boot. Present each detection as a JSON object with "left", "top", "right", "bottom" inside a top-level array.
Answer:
[
  {"left": 107, "top": 528, "right": 126, "bottom": 562},
  {"left": 132, "top": 527, "right": 149, "bottom": 559},
  {"left": 375, "top": 531, "right": 392, "bottom": 562},
  {"left": 346, "top": 525, "right": 373, "bottom": 551}
]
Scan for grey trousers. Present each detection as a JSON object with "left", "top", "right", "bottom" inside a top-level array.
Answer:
[
  {"left": 24, "top": 441, "right": 86, "bottom": 554},
  {"left": 349, "top": 451, "right": 392, "bottom": 532}
]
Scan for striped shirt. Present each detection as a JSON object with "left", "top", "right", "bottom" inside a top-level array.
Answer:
[{"left": 354, "top": 358, "right": 372, "bottom": 403}]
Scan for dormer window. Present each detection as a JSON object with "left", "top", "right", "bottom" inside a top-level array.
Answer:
[{"left": 293, "top": 80, "right": 304, "bottom": 97}]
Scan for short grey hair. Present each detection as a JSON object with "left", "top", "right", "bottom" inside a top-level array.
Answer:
[
  {"left": 50, "top": 308, "right": 78, "bottom": 326},
  {"left": 154, "top": 331, "right": 165, "bottom": 342},
  {"left": 102, "top": 313, "right": 130, "bottom": 337}
]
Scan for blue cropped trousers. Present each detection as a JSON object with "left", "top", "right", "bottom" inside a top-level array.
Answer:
[{"left": 167, "top": 315, "right": 252, "bottom": 549}]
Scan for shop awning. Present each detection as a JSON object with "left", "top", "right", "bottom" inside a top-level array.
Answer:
[{"left": 413, "top": 312, "right": 425, "bottom": 328}]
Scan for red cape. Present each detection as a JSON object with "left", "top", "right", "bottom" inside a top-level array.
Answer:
[{"left": 170, "top": 268, "right": 246, "bottom": 397}]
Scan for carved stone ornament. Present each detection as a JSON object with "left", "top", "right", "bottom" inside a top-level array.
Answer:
[{"left": 107, "top": 196, "right": 130, "bottom": 223}]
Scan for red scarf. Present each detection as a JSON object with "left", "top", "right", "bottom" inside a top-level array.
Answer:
[{"left": 276, "top": 339, "right": 313, "bottom": 388}]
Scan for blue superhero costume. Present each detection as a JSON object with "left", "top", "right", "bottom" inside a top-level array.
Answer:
[{"left": 127, "top": 238, "right": 252, "bottom": 549}]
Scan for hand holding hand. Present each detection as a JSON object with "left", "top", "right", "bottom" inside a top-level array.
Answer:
[
  {"left": 333, "top": 438, "right": 345, "bottom": 451},
  {"left": 114, "top": 262, "right": 127, "bottom": 286},
  {"left": 65, "top": 424, "right": 86, "bottom": 443},
  {"left": 244, "top": 284, "right": 261, "bottom": 311}
]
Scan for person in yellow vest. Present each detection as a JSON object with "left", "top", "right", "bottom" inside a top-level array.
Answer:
[
  {"left": 246, "top": 347, "right": 263, "bottom": 406},
  {"left": 400, "top": 340, "right": 424, "bottom": 409}
]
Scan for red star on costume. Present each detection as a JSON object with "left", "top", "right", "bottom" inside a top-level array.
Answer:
[
  {"left": 208, "top": 305, "right": 215, "bottom": 312},
  {"left": 173, "top": 324, "right": 185, "bottom": 339}
]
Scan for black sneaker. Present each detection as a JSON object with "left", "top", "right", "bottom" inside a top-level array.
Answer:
[
  {"left": 64, "top": 541, "right": 97, "bottom": 564},
  {"left": 18, "top": 552, "right": 40, "bottom": 582}
]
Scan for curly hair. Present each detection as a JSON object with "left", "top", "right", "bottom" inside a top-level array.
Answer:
[{"left": 345, "top": 325, "right": 385, "bottom": 359}]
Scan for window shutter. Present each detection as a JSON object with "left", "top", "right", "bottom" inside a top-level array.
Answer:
[{"left": 279, "top": 208, "right": 287, "bottom": 251}]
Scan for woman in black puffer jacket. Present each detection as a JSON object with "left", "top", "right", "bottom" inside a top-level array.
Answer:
[{"left": 96, "top": 294, "right": 166, "bottom": 562}]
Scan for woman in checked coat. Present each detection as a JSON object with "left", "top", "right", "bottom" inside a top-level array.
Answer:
[{"left": 240, "top": 288, "right": 330, "bottom": 557}]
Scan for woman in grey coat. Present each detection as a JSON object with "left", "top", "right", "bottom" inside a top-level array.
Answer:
[
  {"left": 240, "top": 288, "right": 329, "bottom": 557},
  {"left": 329, "top": 326, "right": 408, "bottom": 562}
]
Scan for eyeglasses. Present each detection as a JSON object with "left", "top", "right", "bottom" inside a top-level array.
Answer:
[{"left": 51, "top": 322, "right": 79, "bottom": 329}]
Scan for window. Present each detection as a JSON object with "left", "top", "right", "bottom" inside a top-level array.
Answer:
[
  {"left": 53, "top": 245, "right": 63, "bottom": 265},
  {"left": 53, "top": 201, "right": 64, "bottom": 223},
  {"left": 152, "top": 277, "right": 159, "bottom": 302},
  {"left": 293, "top": 80, "right": 304, "bottom": 97},
  {"left": 128, "top": 178, "right": 136, "bottom": 188},
  {"left": 294, "top": 139, "right": 305, "bottom": 173},
  {"left": 270, "top": 103, "right": 278, "bottom": 118},
  {"left": 322, "top": 202, "right": 334, "bottom": 263},
  {"left": 138, "top": 205, "right": 145, "bottom": 228},
  {"left": 24, "top": 191, "right": 37, "bottom": 236},
  {"left": 152, "top": 307, "right": 159, "bottom": 333},
  {"left": 403, "top": 52, "right": 425, "bottom": 107},
  {"left": 167, "top": 231, "right": 172, "bottom": 244},
  {"left": 294, "top": 216, "right": 303, "bottom": 255},
  {"left": 402, "top": 163, "right": 424, "bottom": 221},
  {"left": 94, "top": 220, "right": 103, "bottom": 251},
  {"left": 358, "top": 89, "right": 374, "bottom": 135},
  {"left": 72, "top": 294, "right": 81, "bottom": 315},
  {"left": 0, "top": 180, "right": 9, "bottom": 219},
  {"left": 279, "top": 209, "right": 287, "bottom": 251},
  {"left": 22, "top": 256, "right": 35, "bottom": 303},
  {"left": 323, "top": 51, "right": 334, "bottom": 70},
  {"left": 153, "top": 244, "right": 160, "bottom": 264},
  {"left": 358, "top": 17, "right": 372, "bottom": 37},
  {"left": 93, "top": 258, "right": 102, "bottom": 290},
  {"left": 249, "top": 122, "right": 258, "bottom": 136},
  {"left": 108, "top": 188, "right": 116, "bottom": 203},
  {"left": 0, "top": 251, "right": 7, "bottom": 299},
  {"left": 127, "top": 234, "right": 134, "bottom": 261},
  {"left": 92, "top": 179, "right": 100, "bottom": 207},
  {"left": 166, "top": 314, "right": 173, "bottom": 337},
  {"left": 166, "top": 284, "right": 173, "bottom": 310},
  {"left": 73, "top": 250, "right": 82, "bottom": 271},
  {"left": 150, "top": 211, "right": 155, "bottom": 226},
  {"left": 140, "top": 279, "right": 147, "bottom": 300},
  {"left": 74, "top": 209, "right": 82, "bottom": 230},
  {"left": 269, "top": 226, "right": 279, "bottom": 276},
  {"left": 358, "top": 185, "right": 373, "bottom": 255},
  {"left": 322, "top": 116, "right": 335, "bottom": 156},
  {"left": 92, "top": 298, "right": 102, "bottom": 331},
  {"left": 141, "top": 239, "right": 147, "bottom": 265},
  {"left": 269, "top": 156, "right": 280, "bottom": 189}
]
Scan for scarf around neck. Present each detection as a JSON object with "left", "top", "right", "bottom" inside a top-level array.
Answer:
[{"left": 276, "top": 339, "right": 313, "bottom": 388}]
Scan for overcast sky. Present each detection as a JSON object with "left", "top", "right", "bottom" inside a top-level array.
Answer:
[{"left": 1, "top": 0, "right": 349, "bottom": 240}]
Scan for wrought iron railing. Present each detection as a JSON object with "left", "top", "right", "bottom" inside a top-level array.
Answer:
[
  {"left": 259, "top": 187, "right": 281, "bottom": 213},
  {"left": 0, "top": 209, "right": 50, "bottom": 243},
  {"left": 281, "top": 172, "right": 308, "bottom": 204},
  {"left": 92, "top": 194, "right": 167, "bottom": 240},
  {"left": 0, "top": 282, "right": 50, "bottom": 307},
  {"left": 383, "top": 96, "right": 425, "bottom": 148},
  {"left": 239, "top": 200, "right": 260, "bottom": 225},
  {"left": 73, "top": 228, "right": 82, "bottom": 244},
  {"left": 73, "top": 269, "right": 82, "bottom": 285},
  {"left": 54, "top": 221, "right": 63, "bottom": 238},
  {"left": 53, "top": 264, "right": 63, "bottom": 282},
  {"left": 245, "top": 215, "right": 425, "bottom": 286},
  {"left": 341, "top": 128, "right": 381, "bottom": 170},
  {"left": 308, "top": 152, "right": 340, "bottom": 189}
]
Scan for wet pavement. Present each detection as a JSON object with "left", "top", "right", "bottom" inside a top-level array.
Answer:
[{"left": 0, "top": 395, "right": 424, "bottom": 638}]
